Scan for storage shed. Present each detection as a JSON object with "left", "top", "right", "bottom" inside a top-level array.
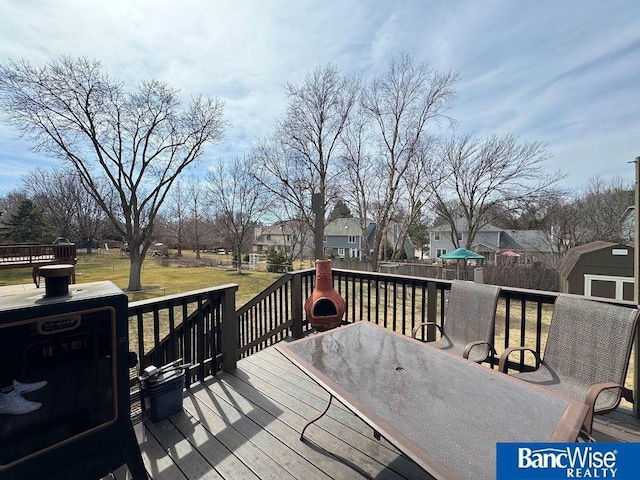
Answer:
[{"left": 558, "top": 241, "right": 634, "bottom": 300}]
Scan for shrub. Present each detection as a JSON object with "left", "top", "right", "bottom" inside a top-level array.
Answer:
[{"left": 266, "top": 251, "right": 292, "bottom": 273}]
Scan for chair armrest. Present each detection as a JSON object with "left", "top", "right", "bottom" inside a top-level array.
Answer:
[
  {"left": 411, "top": 322, "right": 442, "bottom": 340},
  {"left": 583, "top": 382, "right": 627, "bottom": 434},
  {"left": 498, "top": 346, "right": 541, "bottom": 373},
  {"left": 463, "top": 340, "right": 495, "bottom": 362}
]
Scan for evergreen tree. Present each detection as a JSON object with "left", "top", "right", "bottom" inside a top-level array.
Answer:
[
  {"left": 3, "top": 199, "right": 50, "bottom": 243},
  {"left": 327, "top": 199, "right": 353, "bottom": 222}
]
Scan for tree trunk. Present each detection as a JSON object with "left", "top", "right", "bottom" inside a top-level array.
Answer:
[
  {"left": 369, "top": 243, "right": 380, "bottom": 271},
  {"left": 236, "top": 247, "right": 243, "bottom": 274},
  {"left": 128, "top": 249, "right": 144, "bottom": 291}
]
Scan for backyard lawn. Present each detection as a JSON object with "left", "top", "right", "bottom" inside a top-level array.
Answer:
[{"left": 0, "top": 249, "right": 281, "bottom": 306}]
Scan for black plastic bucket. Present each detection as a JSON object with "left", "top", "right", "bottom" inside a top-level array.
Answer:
[{"left": 141, "top": 368, "right": 185, "bottom": 423}]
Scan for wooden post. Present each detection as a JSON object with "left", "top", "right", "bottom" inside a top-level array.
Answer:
[
  {"left": 426, "top": 281, "right": 438, "bottom": 341},
  {"left": 291, "top": 272, "right": 304, "bottom": 339},
  {"left": 196, "top": 297, "right": 205, "bottom": 380},
  {"left": 634, "top": 156, "right": 640, "bottom": 419},
  {"left": 221, "top": 286, "right": 238, "bottom": 373}
]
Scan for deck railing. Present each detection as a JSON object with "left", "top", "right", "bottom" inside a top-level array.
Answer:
[
  {"left": 0, "top": 243, "right": 77, "bottom": 265},
  {"left": 129, "top": 267, "right": 639, "bottom": 418},
  {"left": 128, "top": 284, "right": 238, "bottom": 386},
  {"left": 0, "top": 243, "right": 78, "bottom": 285}
]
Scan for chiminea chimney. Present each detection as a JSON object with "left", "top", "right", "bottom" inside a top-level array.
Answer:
[{"left": 38, "top": 264, "right": 74, "bottom": 297}]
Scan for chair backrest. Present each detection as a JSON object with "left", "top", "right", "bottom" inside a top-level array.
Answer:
[
  {"left": 542, "top": 294, "right": 640, "bottom": 409},
  {"left": 444, "top": 280, "right": 501, "bottom": 354}
]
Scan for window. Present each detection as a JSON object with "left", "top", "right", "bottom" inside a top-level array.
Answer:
[
  {"left": 266, "top": 234, "right": 271, "bottom": 241},
  {"left": 338, "top": 248, "right": 345, "bottom": 257},
  {"left": 436, "top": 248, "right": 447, "bottom": 258},
  {"left": 434, "top": 233, "right": 441, "bottom": 241},
  {"left": 347, "top": 235, "right": 357, "bottom": 244},
  {"left": 457, "top": 232, "right": 463, "bottom": 242},
  {"left": 323, "top": 236, "right": 327, "bottom": 242}
]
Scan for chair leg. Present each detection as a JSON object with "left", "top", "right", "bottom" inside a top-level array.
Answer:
[{"left": 577, "top": 429, "right": 596, "bottom": 442}]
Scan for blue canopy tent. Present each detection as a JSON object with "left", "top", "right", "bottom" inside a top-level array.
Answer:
[{"left": 440, "top": 248, "right": 485, "bottom": 280}]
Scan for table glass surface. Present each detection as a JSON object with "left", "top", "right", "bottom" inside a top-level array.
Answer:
[{"left": 282, "top": 322, "right": 579, "bottom": 480}]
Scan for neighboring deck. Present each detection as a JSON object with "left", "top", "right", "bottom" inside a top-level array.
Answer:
[
  {"left": 113, "top": 345, "right": 640, "bottom": 480},
  {"left": 0, "top": 243, "right": 77, "bottom": 285}
]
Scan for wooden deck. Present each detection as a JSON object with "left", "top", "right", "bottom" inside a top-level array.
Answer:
[{"left": 110, "top": 345, "right": 640, "bottom": 480}]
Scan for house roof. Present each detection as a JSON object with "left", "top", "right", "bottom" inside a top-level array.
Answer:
[
  {"left": 500, "top": 230, "right": 555, "bottom": 253},
  {"left": 472, "top": 241, "right": 500, "bottom": 252},
  {"left": 258, "top": 220, "right": 306, "bottom": 236},
  {"left": 557, "top": 241, "right": 618, "bottom": 279},
  {"left": 324, "top": 217, "right": 366, "bottom": 236},
  {"left": 430, "top": 219, "right": 502, "bottom": 233}
]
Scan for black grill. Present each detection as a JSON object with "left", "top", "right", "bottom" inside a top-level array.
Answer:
[{"left": 0, "top": 280, "right": 145, "bottom": 480}]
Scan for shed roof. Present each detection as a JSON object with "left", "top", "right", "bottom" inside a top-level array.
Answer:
[{"left": 557, "top": 241, "right": 617, "bottom": 279}]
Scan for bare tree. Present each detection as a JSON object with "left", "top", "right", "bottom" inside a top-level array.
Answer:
[
  {"left": 206, "top": 157, "right": 271, "bottom": 274},
  {"left": 573, "top": 175, "right": 633, "bottom": 244},
  {"left": 341, "top": 54, "right": 457, "bottom": 269},
  {"left": 426, "top": 133, "right": 564, "bottom": 249},
  {"left": 164, "top": 180, "right": 189, "bottom": 256},
  {"left": 22, "top": 167, "right": 77, "bottom": 239},
  {"left": 186, "top": 176, "right": 207, "bottom": 259},
  {"left": 0, "top": 56, "right": 225, "bottom": 290},
  {"left": 252, "top": 64, "right": 360, "bottom": 246},
  {"left": 22, "top": 167, "right": 105, "bottom": 251}
]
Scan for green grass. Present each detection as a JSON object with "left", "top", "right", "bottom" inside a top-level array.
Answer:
[{"left": 0, "top": 249, "right": 280, "bottom": 306}]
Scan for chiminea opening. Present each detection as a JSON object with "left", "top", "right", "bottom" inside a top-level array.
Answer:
[
  {"left": 304, "top": 259, "right": 346, "bottom": 331},
  {"left": 312, "top": 298, "right": 338, "bottom": 317}
]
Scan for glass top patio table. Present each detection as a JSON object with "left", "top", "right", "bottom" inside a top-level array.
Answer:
[{"left": 276, "top": 321, "right": 588, "bottom": 480}]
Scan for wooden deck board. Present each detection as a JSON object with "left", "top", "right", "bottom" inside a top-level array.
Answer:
[
  {"left": 110, "top": 345, "right": 640, "bottom": 480},
  {"left": 189, "top": 385, "right": 332, "bottom": 480},
  {"left": 238, "top": 355, "right": 426, "bottom": 479},
  {"left": 145, "top": 416, "right": 224, "bottom": 480},
  {"left": 217, "top": 364, "right": 421, "bottom": 479},
  {"left": 181, "top": 394, "right": 298, "bottom": 480},
  {"left": 191, "top": 379, "right": 370, "bottom": 480}
]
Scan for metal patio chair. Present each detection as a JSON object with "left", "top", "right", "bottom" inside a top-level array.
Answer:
[
  {"left": 411, "top": 280, "right": 501, "bottom": 363},
  {"left": 498, "top": 293, "right": 640, "bottom": 434}
]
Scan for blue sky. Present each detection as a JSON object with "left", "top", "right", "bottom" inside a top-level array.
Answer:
[{"left": 1, "top": 0, "right": 639, "bottom": 194}]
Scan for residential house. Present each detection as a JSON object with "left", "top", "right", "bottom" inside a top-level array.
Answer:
[
  {"left": 428, "top": 218, "right": 556, "bottom": 264},
  {"left": 252, "top": 220, "right": 313, "bottom": 259},
  {"left": 323, "top": 217, "right": 415, "bottom": 261},
  {"left": 621, "top": 206, "right": 634, "bottom": 243},
  {"left": 323, "top": 217, "right": 372, "bottom": 261}
]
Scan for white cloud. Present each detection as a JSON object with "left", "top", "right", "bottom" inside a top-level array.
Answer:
[{"left": 1, "top": 0, "right": 640, "bottom": 193}]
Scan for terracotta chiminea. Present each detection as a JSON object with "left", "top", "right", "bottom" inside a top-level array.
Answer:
[{"left": 304, "top": 259, "right": 346, "bottom": 331}]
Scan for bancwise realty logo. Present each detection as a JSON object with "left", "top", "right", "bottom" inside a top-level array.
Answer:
[{"left": 497, "top": 443, "right": 639, "bottom": 479}]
